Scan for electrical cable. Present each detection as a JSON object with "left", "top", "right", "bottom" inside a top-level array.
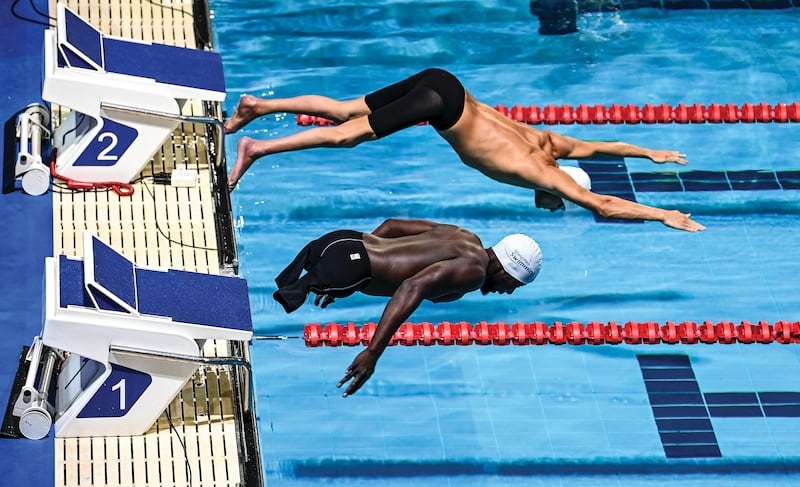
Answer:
[
  {"left": 10, "top": 0, "right": 53, "bottom": 27},
  {"left": 165, "top": 408, "right": 193, "bottom": 486},
  {"left": 49, "top": 149, "right": 135, "bottom": 197}
]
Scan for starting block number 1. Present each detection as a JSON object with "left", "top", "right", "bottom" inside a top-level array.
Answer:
[
  {"left": 111, "top": 378, "right": 126, "bottom": 410},
  {"left": 78, "top": 364, "right": 151, "bottom": 418}
]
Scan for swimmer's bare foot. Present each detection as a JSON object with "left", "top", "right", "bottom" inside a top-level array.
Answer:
[
  {"left": 224, "top": 95, "right": 262, "bottom": 134},
  {"left": 227, "top": 136, "right": 258, "bottom": 191}
]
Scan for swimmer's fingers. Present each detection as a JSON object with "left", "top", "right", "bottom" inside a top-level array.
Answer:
[
  {"left": 339, "top": 367, "right": 373, "bottom": 398},
  {"left": 337, "top": 367, "right": 370, "bottom": 397},
  {"left": 650, "top": 150, "right": 687, "bottom": 165},
  {"left": 662, "top": 211, "right": 706, "bottom": 232},
  {"left": 680, "top": 213, "right": 705, "bottom": 232},
  {"left": 313, "top": 294, "right": 335, "bottom": 308},
  {"left": 338, "top": 350, "right": 378, "bottom": 397},
  {"left": 343, "top": 369, "right": 372, "bottom": 397},
  {"left": 337, "top": 369, "right": 355, "bottom": 389},
  {"left": 673, "top": 154, "right": 688, "bottom": 165}
]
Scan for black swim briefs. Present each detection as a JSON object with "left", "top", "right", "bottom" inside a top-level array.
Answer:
[
  {"left": 365, "top": 68, "right": 466, "bottom": 138},
  {"left": 273, "top": 230, "right": 372, "bottom": 313}
]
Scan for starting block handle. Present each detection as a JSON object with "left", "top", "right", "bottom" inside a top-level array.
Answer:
[
  {"left": 100, "top": 102, "right": 225, "bottom": 167},
  {"left": 110, "top": 344, "right": 254, "bottom": 412}
]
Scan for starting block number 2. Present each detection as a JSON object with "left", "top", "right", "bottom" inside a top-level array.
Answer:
[
  {"left": 74, "top": 117, "right": 139, "bottom": 167},
  {"left": 96, "top": 132, "right": 119, "bottom": 161},
  {"left": 78, "top": 364, "right": 151, "bottom": 418}
]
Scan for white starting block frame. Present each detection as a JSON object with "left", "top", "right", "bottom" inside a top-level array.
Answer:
[
  {"left": 42, "top": 3, "right": 226, "bottom": 183},
  {"left": 39, "top": 232, "right": 253, "bottom": 438}
]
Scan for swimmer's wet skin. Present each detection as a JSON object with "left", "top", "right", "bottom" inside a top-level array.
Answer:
[
  {"left": 272, "top": 219, "right": 543, "bottom": 397},
  {"left": 336, "top": 230, "right": 542, "bottom": 397},
  {"left": 224, "top": 69, "right": 704, "bottom": 232}
]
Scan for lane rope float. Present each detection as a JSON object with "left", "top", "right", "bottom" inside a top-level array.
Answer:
[
  {"left": 303, "top": 320, "right": 800, "bottom": 347},
  {"left": 297, "top": 102, "right": 800, "bottom": 126}
]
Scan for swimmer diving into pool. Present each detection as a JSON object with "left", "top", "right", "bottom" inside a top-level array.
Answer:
[
  {"left": 273, "top": 218, "right": 542, "bottom": 397},
  {"left": 225, "top": 68, "right": 704, "bottom": 232}
]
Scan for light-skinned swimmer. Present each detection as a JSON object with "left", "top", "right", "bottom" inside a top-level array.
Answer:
[{"left": 225, "top": 68, "right": 705, "bottom": 232}]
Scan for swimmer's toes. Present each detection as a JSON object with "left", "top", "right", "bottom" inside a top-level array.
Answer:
[{"left": 224, "top": 118, "right": 243, "bottom": 134}]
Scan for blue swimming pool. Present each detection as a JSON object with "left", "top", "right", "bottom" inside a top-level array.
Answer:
[{"left": 211, "top": 2, "right": 800, "bottom": 485}]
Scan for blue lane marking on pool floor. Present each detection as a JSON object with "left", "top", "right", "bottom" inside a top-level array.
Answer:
[
  {"left": 638, "top": 354, "right": 800, "bottom": 459},
  {"left": 581, "top": 160, "right": 800, "bottom": 195},
  {"left": 638, "top": 354, "right": 723, "bottom": 458},
  {"left": 578, "top": 158, "right": 800, "bottom": 224}
]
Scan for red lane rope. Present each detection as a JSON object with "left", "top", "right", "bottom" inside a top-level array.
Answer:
[
  {"left": 296, "top": 102, "right": 800, "bottom": 126},
  {"left": 304, "top": 320, "right": 800, "bottom": 347}
]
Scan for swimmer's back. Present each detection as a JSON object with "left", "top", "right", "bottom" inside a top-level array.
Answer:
[{"left": 363, "top": 226, "right": 487, "bottom": 289}]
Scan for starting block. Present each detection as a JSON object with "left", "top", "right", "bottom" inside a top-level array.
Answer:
[
  {"left": 42, "top": 3, "right": 226, "bottom": 183},
  {"left": 7, "top": 232, "right": 252, "bottom": 439}
]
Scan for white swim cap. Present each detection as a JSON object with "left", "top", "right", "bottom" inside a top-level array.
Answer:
[
  {"left": 560, "top": 165, "right": 591, "bottom": 190},
  {"left": 491, "top": 234, "right": 542, "bottom": 284}
]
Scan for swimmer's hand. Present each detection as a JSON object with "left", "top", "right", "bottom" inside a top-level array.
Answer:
[
  {"left": 337, "top": 349, "right": 378, "bottom": 397},
  {"left": 314, "top": 293, "right": 335, "bottom": 308},
  {"left": 662, "top": 210, "right": 706, "bottom": 232},
  {"left": 648, "top": 150, "right": 687, "bottom": 165}
]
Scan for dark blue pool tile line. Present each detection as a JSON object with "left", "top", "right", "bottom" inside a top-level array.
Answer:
[
  {"left": 704, "top": 392, "right": 800, "bottom": 417},
  {"left": 637, "top": 354, "right": 800, "bottom": 459},
  {"left": 637, "top": 354, "right": 722, "bottom": 459},
  {"left": 635, "top": 168, "right": 792, "bottom": 191},
  {"left": 704, "top": 392, "right": 761, "bottom": 418},
  {"left": 577, "top": 159, "right": 800, "bottom": 224},
  {"left": 632, "top": 169, "right": 794, "bottom": 192},
  {"left": 779, "top": 170, "right": 800, "bottom": 189},
  {"left": 288, "top": 456, "right": 800, "bottom": 478},
  {"left": 290, "top": 457, "right": 800, "bottom": 485},
  {"left": 607, "top": 0, "right": 800, "bottom": 10},
  {"left": 758, "top": 392, "right": 800, "bottom": 417},
  {"left": 580, "top": 159, "right": 800, "bottom": 195}
]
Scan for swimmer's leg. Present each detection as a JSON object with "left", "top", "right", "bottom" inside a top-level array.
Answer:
[
  {"left": 225, "top": 95, "right": 370, "bottom": 133},
  {"left": 228, "top": 117, "right": 376, "bottom": 191}
]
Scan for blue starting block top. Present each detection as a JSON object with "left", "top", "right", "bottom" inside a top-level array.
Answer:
[
  {"left": 136, "top": 268, "right": 251, "bottom": 332},
  {"left": 58, "top": 234, "right": 252, "bottom": 334},
  {"left": 58, "top": 5, "right": 225, "bottom": 95}
]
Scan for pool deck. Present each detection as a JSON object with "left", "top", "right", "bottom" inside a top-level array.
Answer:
[
  {"left": 0, "top": 4, "right": 54, "bottom": 484},
  {"left": 0, "top": 1, "right": 260, "bottom": 486}
]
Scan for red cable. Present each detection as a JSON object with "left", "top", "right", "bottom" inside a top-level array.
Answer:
[{"left": 49, "top": 149, "right": 135, "bottom": 197}]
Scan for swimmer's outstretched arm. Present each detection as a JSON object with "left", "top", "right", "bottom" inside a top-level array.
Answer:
[
  {"left": 592, "top": 194, "right": 704, "bottom": 232},
  {"left": 336, "top": 267, "right": 443, "bottom": 397},
  {"left": 541, "top": 166, "right": 705, "bottom": 232},
  {"left": 550, "top": 133, "right": 688, "bottom": 165},
  {"left": 337, "top": 259, "right": 484, "bottom": 397}
]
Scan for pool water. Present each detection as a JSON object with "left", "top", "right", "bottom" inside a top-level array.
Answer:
[{"left": 210, "top": 2, "right": 800, "bottom": 485}]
